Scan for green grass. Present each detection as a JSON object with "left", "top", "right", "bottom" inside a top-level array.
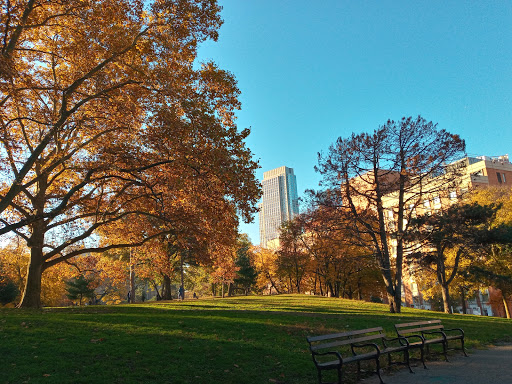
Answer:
[{"left": 1, "top": 295, "right": 511, "bottom": 384}]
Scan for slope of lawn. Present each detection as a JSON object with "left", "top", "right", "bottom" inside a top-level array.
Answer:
[{"left": 1, "top": 295, "right": 511, "bottom": 384}]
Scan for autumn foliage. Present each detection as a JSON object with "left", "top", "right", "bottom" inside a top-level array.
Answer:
[{"left": 0, "top": 0, "right": 260, "bottom": 308}]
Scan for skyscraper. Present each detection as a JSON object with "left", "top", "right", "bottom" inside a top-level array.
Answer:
[{"left": 259, "top": 166, "right": 299, "bottom": 247}]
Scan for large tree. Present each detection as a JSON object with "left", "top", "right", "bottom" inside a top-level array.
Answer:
[
  {"left": 299, "top": 205, "right": 383, "bottom": 299},
  {"left": 0, "top": 1, "right": 260, "bottom": 308},
  {"left": 278, "top": 219, "right": 311, "bottom": 294},
  {"left": 463, "top": 187, "right": 512, "bottom": 317},
  {"left": 408, "top": 202, "right": 502, "bottom": 313},
  {"left": 316, "top": 116, "right": 466, "bottom": 312}
]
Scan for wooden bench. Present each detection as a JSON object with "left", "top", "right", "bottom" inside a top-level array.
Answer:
[
  {"left": 394, "top": 320, "right": 467, "bottom": 363},
  {"left": 306, "top": 327, "right": 413, "bottom": 384}
]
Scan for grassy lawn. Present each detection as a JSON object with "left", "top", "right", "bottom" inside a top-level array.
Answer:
[{"left": 1, "top": 295, "right": 511, "bottom": 384}]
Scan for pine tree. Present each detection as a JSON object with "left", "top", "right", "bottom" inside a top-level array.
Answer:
[{"left": 65, "top": 276, "right": 95, "bottom": 306}]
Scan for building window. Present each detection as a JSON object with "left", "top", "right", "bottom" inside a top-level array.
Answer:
[
  {"left": 423, "top": 199, "right": 431, "bottom": 215},
  {"left": 449, "top": 191, "right": 457, "bottom": 201},
  {"left": 409, "top": 204, "right": 416, "bottom": 218},
  {"left": 497, "top": 172, "right": 502, "bottom": 183}
]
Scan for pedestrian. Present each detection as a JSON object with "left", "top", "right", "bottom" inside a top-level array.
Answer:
[{"left": 179, "top": 285, "right": 185, "bottom": 300}]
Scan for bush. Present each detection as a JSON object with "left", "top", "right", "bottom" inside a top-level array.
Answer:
[{"left": 0, "top": 277, "right": 19, "bottom": 305}]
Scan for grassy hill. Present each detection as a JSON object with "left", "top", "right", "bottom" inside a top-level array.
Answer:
[{"left": 1, "top": 295, "right": 511, "bottom": 384}]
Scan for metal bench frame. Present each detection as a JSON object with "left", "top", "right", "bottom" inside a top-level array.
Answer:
[
  {"left": 307, "top": 327, "right": 414, "bottom": 384},
  {"left": 394, "top": 319, "right": 467, "bottom": 363}
]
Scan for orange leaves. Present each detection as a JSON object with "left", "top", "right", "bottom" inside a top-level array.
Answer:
[{"left": 1, "top": 1, "right": 260, "bottom": 307}]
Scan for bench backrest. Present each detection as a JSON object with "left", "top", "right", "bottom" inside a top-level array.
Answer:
[
  {"left": 395, "top": 320, "right": 444, "bottom": 336},
  {"left": 307, "top": 327, "right": 385, "bottom": 353}
]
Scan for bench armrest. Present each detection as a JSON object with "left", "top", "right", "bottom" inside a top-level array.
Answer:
[
  {"left": 443, "top": 328, "right": 465, "bottom": 337},
  {"left": 402, "top": 334, "right": 425, "bottom": 345},
  {"left": 383, "top": 336, "right": 409, "bottom": 348},
  {"left": 351, "top": 342, "right": 381, "bottom": 356},
  {"left": 422, "top": 330, "right": 447, "bottom": 340},
  {"left": 311, "top": 350, "right": 343, "bottom": 365}
]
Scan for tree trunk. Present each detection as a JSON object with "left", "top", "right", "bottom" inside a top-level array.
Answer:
[
  {"left": 357, "top": 279, "right": 363, "bottom": 301},
  {"left": 441, "top": 284, "right": 451, "bottom": 313},
  {"left": 129, "top": 254, "right": 136, "bottom": 303},
  {"left": 382, "top": 276, "right": 401, "bottom": 313},
  {"left": 387, "top": 292, "right": 400, "bottom": 313},
  {"left": 378, "top": 249, "right": 402, "bottom": 313},
  {"left": 268, "top": 276, "right": 280, "bottom": 294},
  {"left": 151, "top": 280, "right": 162, "bottom": 300},
  {"left": 180, "top": 252, "right": 185, "bottom": 297},
  {"left": 162, "top": 275, "right": 172, "bottom": 300},
  {"left": 502, "top": 296, "right": 511, "bottom": 319},
  {"left": 19, "top": 214, "right": 46, "bottom": 309},
  {"left": 19, "top": 247, "right": 44, "bottom": 308},
  {"left": 460, "top": 287, "right": 467, "bottom": 314}
]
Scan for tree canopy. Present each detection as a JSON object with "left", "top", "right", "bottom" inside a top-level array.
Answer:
[
  {"left": 0, "top": 0, "right": 260, "bottom": 308},
  {"left": 316, "top": 116, "right": 466, "bottom": 312},
  {"left": 408, "top": 202, "right": 502, "bottom": 313}
]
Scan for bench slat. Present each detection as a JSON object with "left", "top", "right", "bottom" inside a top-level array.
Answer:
[
  {"left": 307, "top": 327, "right": 383, "bottom": 343},
  {"left": 397, "top": 325, "right": 443, "bottom": 335},
  {"left": 395, "top": 320, "right": 441, "bottom": 328},
  {"left": 311, "top": 333, "right": 382, "bottom": 351}
]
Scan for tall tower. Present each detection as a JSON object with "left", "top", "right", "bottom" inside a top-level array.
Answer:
[{"left": 259, "top": 166, "right": 299, "bottom": 248}]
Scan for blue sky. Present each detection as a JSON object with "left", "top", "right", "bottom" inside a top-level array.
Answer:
[{"left": 196, "top": 1, "right": 512, "bottom": 245}]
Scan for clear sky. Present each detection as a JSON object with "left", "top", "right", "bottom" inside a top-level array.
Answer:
[{"left": 196, "top": 1, "right": 512, "bottom": 245}]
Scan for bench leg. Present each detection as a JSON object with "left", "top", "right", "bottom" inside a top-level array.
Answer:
[
  {"left": 420, "top": 347, "right": 427, "bottom": 369},
  {"left": 461, "top": 339, "right": 468, "bottom": 357},
  {"left": 405, "top": 350, "right": 414, "bottom": 373},
  {"left": 375, "top": 357, "right": 384, "bottom": 384},
  {"left": 443, "top": 341, "right": 449, "bottom": 362}
]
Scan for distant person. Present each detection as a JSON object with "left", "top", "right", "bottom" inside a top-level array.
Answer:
[
  {"left": 179, "top": 285, "right": 185, "bottom": 300},
  {"left": 193, "top": 292, "right": 198, "bottom": 299},
  {"left": 127, "top": 291, "right": 131, "bottom": 303}
]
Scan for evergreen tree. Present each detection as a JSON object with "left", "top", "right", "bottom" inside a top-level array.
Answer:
[
  {"left": 234, "top": 234, "right": 258, "bottom": 295},
  {"left": 65, "top": 276, "right": 95, "bottom": 306},
  {"left": 0, "top": 275, "right": 19, "bottom": 305}
]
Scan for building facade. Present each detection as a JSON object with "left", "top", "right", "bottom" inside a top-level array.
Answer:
[{"left": 259, "top": 166, "right": 299, "bottom": 248}]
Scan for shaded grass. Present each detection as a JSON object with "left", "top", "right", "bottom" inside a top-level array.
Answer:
[{"left": 1, "top": 295, "right": 510, "bottom": 384}]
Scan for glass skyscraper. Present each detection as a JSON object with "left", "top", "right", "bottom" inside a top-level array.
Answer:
[{"left": 259, "top": 166, "right": 299, "bottom": 247}]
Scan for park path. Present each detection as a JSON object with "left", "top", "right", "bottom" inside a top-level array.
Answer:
[{"left": 363, "top": 344, "right": 512, "bottom": 384}]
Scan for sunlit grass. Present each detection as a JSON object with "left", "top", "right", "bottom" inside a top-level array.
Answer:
[{"left": 1, "top": 295, "right": 510, "bottom": 383}]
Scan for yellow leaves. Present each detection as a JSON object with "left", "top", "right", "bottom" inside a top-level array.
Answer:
[{"left": 467, "top": 186, "right": 512, "bottom": 226}]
